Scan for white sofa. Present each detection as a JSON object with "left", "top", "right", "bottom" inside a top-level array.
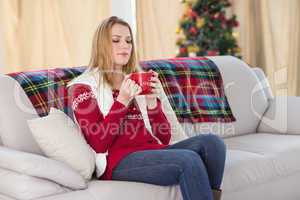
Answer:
[{"left": 0, "top": 56, "right": 300, "bottom": 200}]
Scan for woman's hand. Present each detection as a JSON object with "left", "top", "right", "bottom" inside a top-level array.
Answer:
[
  {"left": 116, "top": 74, "right": 142, "bottom": 107},
  {"left": 145, "top": 70, "right": 161, "bottom": 109}
]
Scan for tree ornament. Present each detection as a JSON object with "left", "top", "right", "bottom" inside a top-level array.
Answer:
[
  {"left": 196, "top": 17, "right": 205, "bottom": 28},
  {"left": 187, "top": 45, "right": 200, "bottom": 53},
  {"left": 189, "top": 26, "right": 198, "bottom": 35},
  {"left": 180, "top": 47, "right": 188, "bottom": 54},
  {"left": 232, "top": 31, "right": 239, "bottom": 39},
  {"left": 207, "top": 50, "right": 219, "bottom": 56},
  {"left": 176, "top": 27, "right": 182, "bottom": 34}
]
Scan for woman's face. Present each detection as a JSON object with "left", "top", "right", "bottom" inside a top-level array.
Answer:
[{"left": 111, "top": 24, "right": 133, "bottom": 70}]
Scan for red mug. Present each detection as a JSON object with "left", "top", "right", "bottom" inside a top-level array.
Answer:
[{"left": 129, "top": 71, "right": 153, "bottom": 95}]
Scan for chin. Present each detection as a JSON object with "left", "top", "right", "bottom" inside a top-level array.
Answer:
[{"left": 116, "top": 60, "right": 129, "bottom": 66}]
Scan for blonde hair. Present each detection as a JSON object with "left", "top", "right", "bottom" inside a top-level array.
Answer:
[{"left": 88, "top": 16, "right": 138, "bottom": 87}]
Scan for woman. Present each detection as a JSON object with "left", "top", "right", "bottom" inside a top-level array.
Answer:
[{"left": 68, "top": 16, "right": 226, "bottom": 200}]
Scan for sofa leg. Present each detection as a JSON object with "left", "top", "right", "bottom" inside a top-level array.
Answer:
[{"left": 212, "top": 189, "right": 222, "bottom": 200}]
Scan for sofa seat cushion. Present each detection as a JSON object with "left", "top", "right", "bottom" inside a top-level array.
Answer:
[
  {"left": 38, "top": 181, "right": 182, "bottom": 200},
  {"left": 0, "top": 194, "right": 15, "bottom": 200},
  {"left": 86, "top": 181, "right": 182, "bottom": 200},
  {"left": 223, "top": 133, "right": 300, "bottom": 193},
  {"left": 0, "top": 167, "right": 68, "bottom": 200}
]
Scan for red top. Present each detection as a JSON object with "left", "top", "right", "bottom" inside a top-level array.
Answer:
[{"left": 69, "top": 84, "right": 171, "bottom": 180}]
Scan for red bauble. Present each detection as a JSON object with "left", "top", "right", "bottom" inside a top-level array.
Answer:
[
  {"left": 207, "top": 50, "right": 219, "bottom": 56},
  {"left": 227, "top": 19, "right": 239, "bottom": 28},
  {"left": 234, "top": 20, "right": 239, "bottom": 27},
  {"left": 189, "top": 26, "right": 198, "bottom": 35},
  {"left": 218, "top": 13, "right": 226, "bottom": 21},
  {"left": 188, "top": 8, "right": 198, "bottom": 19},
  {"left": 180, "top": 47, "right": 187, "bottom": 54},
  {"left": 191, "top": 11, "right": 198, "bottom": 18},
  {"left": 221, "top": 23, "right": 226, "bottom": 29}
]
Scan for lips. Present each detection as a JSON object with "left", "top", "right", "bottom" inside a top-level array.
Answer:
[{"left": 118, "top": 53, "right": 129, "bottom": 56}]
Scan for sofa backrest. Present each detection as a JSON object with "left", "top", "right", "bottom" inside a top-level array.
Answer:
[
  {"left": 0, "top": 127, "right": 2, "bottom": 145},
  {"left": 190, "top": 56, "right": 268, "bottom": 138},
  {"left": 0, "top": 56, "right": 270, "bottom": 154}
]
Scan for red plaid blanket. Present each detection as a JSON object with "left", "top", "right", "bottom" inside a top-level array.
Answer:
[
  {"left": 7, "top": 66, "right": 86, "bottom": 119},
  {"left": 7, "top": 57, "right": 235, "bottom": 123},
  {"left": 140, "top": 57, "right": 235, "bottom": 123}
]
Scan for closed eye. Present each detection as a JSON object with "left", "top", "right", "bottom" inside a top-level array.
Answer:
[{"left": 112, "top": 39, "right": 132, "bottom": 44}]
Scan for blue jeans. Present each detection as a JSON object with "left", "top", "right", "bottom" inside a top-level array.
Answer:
[{"left": 112, "top": 134, "right": 226, "bottom": 200}]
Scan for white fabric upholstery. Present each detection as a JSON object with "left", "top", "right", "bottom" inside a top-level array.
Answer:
[
  {"left": 222, "top": 133, "right": 300, "bottom": 193},
  {"left": 27, "top": 108, "right": 96, "bottom": 180},
  {"left": 0, "top": 146, "right": 86, "bottom": 190},
  {"left": 258, "top": 96, "right": 300, "bottom": 134},
  {"left": 223, "top": 172, "right": 300, "bottom": 200},
  {"left": 36, "top": 174, "right": 300, "bottom": 200},
  {"left": 252, "top": 67, "right": 274, "bottom": 100},
  {"left": 88, "top": 181, "right": 182, "bottom": 200},
  {"left": 38, "top": 181, "right": 182, "bottom": 200},
  {"left": 0, "top": 193, "right": 15, "bottom": 200},
  {"left": 191, "top": 56, "right": 269, "bottom": 138},
  {"left": 0, "top": 75, "right": 43, "bottom": 154},
  {"left": 0, "top": 167, "right": 67, "bottom": 200}
]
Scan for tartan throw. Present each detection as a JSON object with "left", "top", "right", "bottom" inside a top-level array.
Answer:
[
  {"left": 140, "top": 57, "right": 236, "bottom": 123},
  {"left": 7, "top": 66, "right": 86, "bottom": 119},
  {"left": 7, "top": 57, "right": 235, "bottom": 123}
]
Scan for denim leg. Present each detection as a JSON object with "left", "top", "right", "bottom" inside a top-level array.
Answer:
[
  {"left": 167, "top": 133, "right": 227, "bottom": 190},
  {"left": 112, "top": 149, "right": 213, "bottom": 200}
]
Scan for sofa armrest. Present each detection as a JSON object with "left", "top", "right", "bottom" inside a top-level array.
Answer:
[
  {"left": 0, "top": 146, "right": 86, "bottom": 190},
  {"left": 252, "top": 67, "right": 274, "bottom": 100},
  {"left": 0, "top": 167, "right": 68, "bottom": 200},
  {"left": 257, "top": 96, "right": 300, "bottom": 134}
]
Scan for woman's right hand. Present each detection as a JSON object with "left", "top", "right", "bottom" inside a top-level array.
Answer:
[{"left": 116, "top": 74, "right": 142, "bottom": 107}]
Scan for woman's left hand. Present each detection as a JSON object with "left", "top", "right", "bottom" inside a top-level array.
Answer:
[{"left": 145, "top": 70, "right": 161, "bottom": 109}]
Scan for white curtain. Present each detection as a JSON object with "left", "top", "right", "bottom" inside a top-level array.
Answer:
[
  {"left": 0, "top": 0, "right": 110, "bottom": 73},
  {"left": 231, "top": 0, "right": 300, "bottom": 96},
  {"left": 136, "top": 0, "right": 184, "bottom": 61}
]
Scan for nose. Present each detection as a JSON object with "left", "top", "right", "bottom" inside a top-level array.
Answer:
[{"left": 119, "top": 39, "right": 130, "bottom": 49}]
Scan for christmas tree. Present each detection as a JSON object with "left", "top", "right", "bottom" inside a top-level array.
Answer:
[{"left": 176, "top": 0, "right": 241, "bottom": 58}]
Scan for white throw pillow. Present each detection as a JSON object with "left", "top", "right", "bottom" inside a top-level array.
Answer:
[
  {"left": 27, "top": 108, "right": 96, "bottom": 180},
  {"left": 0, "top": 167, "right": 67, "bottom": 200},
  {"left": 0, "top": 146, "right": 86, "bottom": 189}
]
